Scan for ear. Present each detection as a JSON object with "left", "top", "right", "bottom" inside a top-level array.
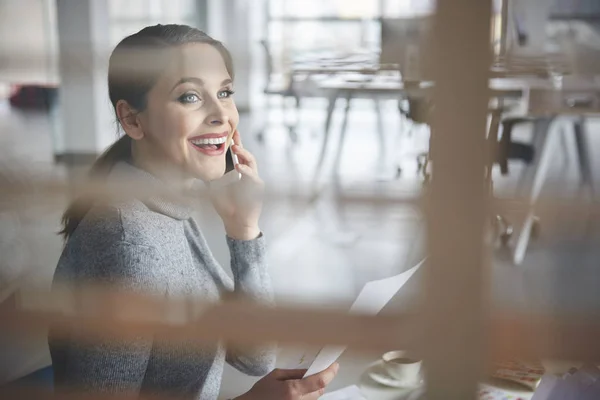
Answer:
[{"left": 116, "top": 100, "right": 145, "bottom": 140}]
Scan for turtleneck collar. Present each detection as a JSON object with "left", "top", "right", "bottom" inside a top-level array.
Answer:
[{"left": 108, "top": 161, "right": 200, "bottom": 220}]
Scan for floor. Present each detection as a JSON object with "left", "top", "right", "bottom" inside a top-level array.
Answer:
[{"left": 1, "top": 96, "right": 600, "bottom": 397}]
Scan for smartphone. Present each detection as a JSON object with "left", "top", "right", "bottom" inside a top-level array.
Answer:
[
  {"left": 211, "top": 147, "right": 241, "bottom": 189},
  {"left": 225, "top": 147, "right": 235, "bottom": 173}
]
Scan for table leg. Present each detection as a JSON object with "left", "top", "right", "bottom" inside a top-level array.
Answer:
[
  {"left": 573, "top": 116, "right": 596, "bottom": 236},
  {"left": 487, "top": 109, "right": 502, "bottom": 173},
  {"left": 572, "top": 117, "right": 595, "bottom": 200},
  {"left": 374, "top": 97, "right": 386, "bottom": 171},
  {"left": 314, "top": 90, "right": 340, "bottom": 180},
  {"left": 393, "top": 98, "right": 409, "bottom": 178},
  {"left": 333, "top": 92, "right": 353, "bottom": 175},
  {"left": 516, "top": 118, "right": 554, "bottom": 195},
  {"left": 513, "top": 117, "right": 556, "bottom": 265}
]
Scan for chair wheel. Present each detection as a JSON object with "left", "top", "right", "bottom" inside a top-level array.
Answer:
[
  {"left": 494, "top": 215, "right": 513, "bottom": 247},
  {"left": 395, "top": 167, "right": 402, "bottom": 179}
]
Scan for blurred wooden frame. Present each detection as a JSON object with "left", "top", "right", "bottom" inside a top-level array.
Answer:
[
  {"left": 3, "top": 170, "right": 600, "bottom": 221},
  {"left": 2, "top": 286, "right": 600, "bottom": 362},
  {"left": 2, "top": 0, "right": 600, "bottom": 399}
]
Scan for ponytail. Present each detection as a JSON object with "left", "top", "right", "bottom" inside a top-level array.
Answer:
[{"left": 59, "top": 135, "right": 132, "bottom": 239}]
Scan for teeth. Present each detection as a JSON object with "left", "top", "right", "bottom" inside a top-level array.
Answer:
[{"left": 191, "top": 136, "right": 227, "bottom": 145}]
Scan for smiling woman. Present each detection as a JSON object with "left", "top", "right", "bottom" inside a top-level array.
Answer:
[
  {"left": 113, "top": 40, "right": 239, "bottom": 184},
  {"left": 49, "top": 24, "right": 339, "bottom": 400}
]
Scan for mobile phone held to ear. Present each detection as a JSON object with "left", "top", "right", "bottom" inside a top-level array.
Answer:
[
  {"left": 211, "top": 147, "right": 241, "bottom": 189},
  {"left": 225, "top": 147, "right": 235, "bottom": 173}
]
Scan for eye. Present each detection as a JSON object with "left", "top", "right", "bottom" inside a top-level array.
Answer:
[
  {"left": 178, "top": 92, "right": 200, "bottom": 104},
  {"left": 218, "top": 89, "right": 235, "bottom": 99}
]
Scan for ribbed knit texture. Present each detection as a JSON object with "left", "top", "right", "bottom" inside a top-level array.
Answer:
[{"left": 49, "top": 162, "right": 275, "bottom": 400}]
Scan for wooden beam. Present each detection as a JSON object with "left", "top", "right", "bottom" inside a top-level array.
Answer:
[
  {"left": 423, "top": 0, "right": 492, "bottom": 399},
  {"left": 4, "top": 288, "right": 600, "bottom": 361},
  {"left": 2, "top": 287, "right": 420, "bottom": 353}
]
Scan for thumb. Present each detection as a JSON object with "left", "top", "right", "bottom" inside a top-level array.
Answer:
[{"left": 294, "top": 363, "right": 339, "bottom": 394}]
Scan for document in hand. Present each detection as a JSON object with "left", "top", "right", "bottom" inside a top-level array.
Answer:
[{"left": 303, "top": 259, "right": 425, "bottom": 377}]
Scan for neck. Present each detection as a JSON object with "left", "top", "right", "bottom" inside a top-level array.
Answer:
[{"left": 131, "top": 141, "right": 194, "bottom": 189}]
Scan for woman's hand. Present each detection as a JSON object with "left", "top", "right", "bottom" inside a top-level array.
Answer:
[
  {"left": 236, "top": 363, "right": 339, "bottom": 400},
  {"left": 210, "top": 130, "right": 264, "bottom": 241}
]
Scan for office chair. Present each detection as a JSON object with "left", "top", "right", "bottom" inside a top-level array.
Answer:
[
  {"left": 255, "top": 40, "right": 301, "bottom": 143},
  {"left": 488, "top": 113, "right": 539, "bottom": 246},
  {"left": 508, "top": 115, "right": 595, "bottom": 265},
  {"left": 417, "top": 106, "right": 543, "bottom": 248}
]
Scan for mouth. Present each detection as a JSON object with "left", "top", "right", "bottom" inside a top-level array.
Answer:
[{"left": 189, "top": 133, "right": 228, "bottom": 156}]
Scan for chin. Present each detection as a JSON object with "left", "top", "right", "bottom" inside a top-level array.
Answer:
[{"left": 188, "top": 163, "right": 226, "bottom": 182}]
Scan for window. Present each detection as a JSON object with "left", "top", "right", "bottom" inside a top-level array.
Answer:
[
  {"left": 266, "top": 0, "right": 436, "bottom": 74},
  {"left": 382, "top": 0, "right": 435, "bottom": 17},
  {"left": 108, "top": 0, "right": 198, "bottom": 46},
  {"left": 271, "top": 0, "right": 378, "bottom": 18}
]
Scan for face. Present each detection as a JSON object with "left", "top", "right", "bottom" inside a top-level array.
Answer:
[{"left": 134, "top": 43, "right": 238, "bottom": 182}]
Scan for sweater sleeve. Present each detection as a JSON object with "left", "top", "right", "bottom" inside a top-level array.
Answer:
[
  {"left": 224, "top": 234, "right": 276, "bottom": 376},
  {"left": 50, "top": 241, "right": 165, "bottom": 395}
]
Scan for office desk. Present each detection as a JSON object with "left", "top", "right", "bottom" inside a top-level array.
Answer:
[
  {"left": 312, "top": 77, "right": 525, "bottom": 178},
  {"left": 313, "top": 74, "right": 600, "bottom": 174}
]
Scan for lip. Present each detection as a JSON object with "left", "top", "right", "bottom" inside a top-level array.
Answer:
[{"left": 188, "top": 131, "right": 229, "bottom": 156}]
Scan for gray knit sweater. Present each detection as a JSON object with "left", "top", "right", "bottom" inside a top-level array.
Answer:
[{"left": 49, "top": 162, "right": 276, "bottom": 400}]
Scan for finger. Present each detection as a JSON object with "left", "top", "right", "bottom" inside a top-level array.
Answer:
[
  {"left": 232, "top": 129, "right": 243, "bottom": 148},
  {"left": 226, "top": 129, "right": 237, "bottom": 149},
  {"left": 232, "top": 145, "right": 257, "bottom": 171},
  {"left": 302, "top": 389, "right": 326, "bottom": 400},
  {"left": 269, "top": 368, "right": 308, "bottom": 380},
  {"left": 295, "top": 363, "right": 339, "bottom": 394},
  {"left": 236, "top": 163, "right": 262, "bottom": 185}
]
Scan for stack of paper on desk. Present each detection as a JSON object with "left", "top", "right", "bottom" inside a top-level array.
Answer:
[
  {"left": 303, "top": 259, "right": 424, "bottom": 377},
  {"left": 531, "top": 365, "right": 600, "bottom": 400}
]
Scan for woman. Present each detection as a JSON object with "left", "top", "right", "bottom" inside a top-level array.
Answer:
[{"left": 49, "top": 24, "right": 337, "bottom": 400}]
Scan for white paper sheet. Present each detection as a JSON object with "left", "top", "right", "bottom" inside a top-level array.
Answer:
[
  {"left": 280, "top": 347, "right": 321, "bottom": 369},
  {"left": 303, "top": 345, "right": 346, "bottom": 378},
  {"left": 320, "top": 385, "right": 366, "bottom": 400},
  {"left": 303, "top": 260, "right": 424, "bottom": 377}
]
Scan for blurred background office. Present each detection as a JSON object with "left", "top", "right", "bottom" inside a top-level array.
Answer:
[{"left": 1, "top": 0, "right": 600, "bottom": 398}]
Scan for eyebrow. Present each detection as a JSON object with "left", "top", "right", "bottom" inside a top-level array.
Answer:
[{"left": 170, "top": 77, "right": 233, "bottom": 93}]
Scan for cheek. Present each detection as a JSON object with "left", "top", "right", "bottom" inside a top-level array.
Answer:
[
  {"left": 177, "top": 112, "right": 202, "bottom": 141},
  {"left": 142, "top": 106, "right": 170, "bottom": 139},
  {"left": 150, "top": 108, "right": 194, "bottom": 143},
  {"left": 230, "top": 104, "right": 240, "bottom": 126},
  {"left": 227, "top": 103, "right": 240, "bottom": 131}
]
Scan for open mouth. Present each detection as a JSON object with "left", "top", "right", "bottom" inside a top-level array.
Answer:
[{"left": 189, "top": 135, "right": 228, "bottom": 155}]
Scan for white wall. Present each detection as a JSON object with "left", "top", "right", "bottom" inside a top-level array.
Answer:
[{"left": 56, "top": 0, "right": 114, "bottom": 154}]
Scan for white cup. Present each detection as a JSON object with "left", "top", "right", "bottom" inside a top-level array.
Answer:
[{"left": 382, "top": 350, "right": 422, "bottom": 384}]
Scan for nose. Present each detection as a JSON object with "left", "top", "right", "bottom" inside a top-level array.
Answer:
[{"left": 204, "top": 96, "right": 229, "bottom": 127}]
